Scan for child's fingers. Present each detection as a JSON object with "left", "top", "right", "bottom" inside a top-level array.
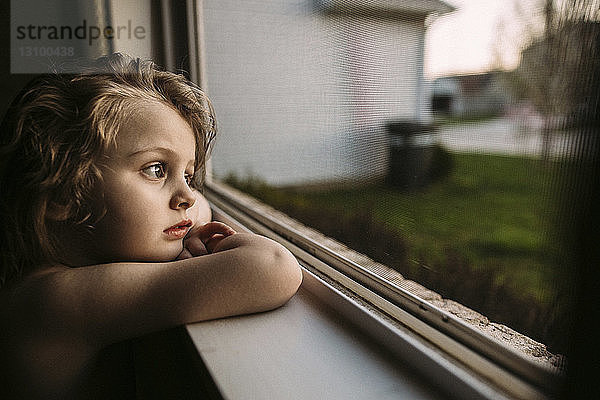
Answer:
[
  {"left": 205, "top": 234, "right": 229, "bottom": 254},
  {"left": 184, "top": 235, "right": 209, "bottom": 257},
  {"left": 180, "top": 221, "right": 235, "bottom": 256},
  {"left": 176, "top": 248, "right": 193, "bottom": 260},
  {"left": 196, "top": 222, "right": 236, "bottom": 242}
]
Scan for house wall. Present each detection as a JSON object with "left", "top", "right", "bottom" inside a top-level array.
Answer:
[
  {"left": 202, "top": 0, "right": 426, "bottom": 186},
  {"left": 431, "top": 73, "right": 512, "bottom": 117},
  {"left": 108, "top": 0, "right": 153, "bottom": 59}
]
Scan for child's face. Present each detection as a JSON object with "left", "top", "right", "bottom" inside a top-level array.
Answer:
[{"left": 89, "top": 101, "right": 198, "bottom": 263}]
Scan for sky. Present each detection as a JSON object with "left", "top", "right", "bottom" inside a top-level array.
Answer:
[{"left": 424, "top": 0, "right": 546, "bottom": 79}]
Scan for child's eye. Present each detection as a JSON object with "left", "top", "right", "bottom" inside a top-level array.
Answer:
[{"left": 142, "top": 163, "right": 166, "bottom": 179}]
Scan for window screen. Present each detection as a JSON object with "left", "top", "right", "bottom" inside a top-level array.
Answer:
[{"left": 201, "top": 0, "right": 598, "bottom": 361}]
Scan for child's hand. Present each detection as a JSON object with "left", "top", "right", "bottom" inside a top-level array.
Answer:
[{"left": 177, "top": 222, "right": 236, "bottom": 259}]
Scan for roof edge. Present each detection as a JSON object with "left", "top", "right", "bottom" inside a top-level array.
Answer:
[{"left": 318, "top": 0, "right": 456, "bottom": 17}]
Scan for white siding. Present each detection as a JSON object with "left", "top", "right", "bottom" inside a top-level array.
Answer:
[
  {"left": 109, "top": 0, "right": 153, "bottom": 60},
  {"left": 203, "top": 0, "right": 425, "bottom": 185}
]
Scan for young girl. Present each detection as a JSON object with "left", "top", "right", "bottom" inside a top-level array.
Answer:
[{"left": 0, "top": 53, "right": 302, "bottom": 398}]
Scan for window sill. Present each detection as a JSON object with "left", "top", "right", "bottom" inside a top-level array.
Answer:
[{"left": 186, "top": 275, "right": 444, "bottom": 399}]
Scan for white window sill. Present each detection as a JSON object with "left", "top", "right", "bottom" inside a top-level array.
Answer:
[{"left": 186, "top": 273, "right": 442, "bottom": 399}]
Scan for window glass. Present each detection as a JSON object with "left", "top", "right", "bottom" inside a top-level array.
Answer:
[{"left": 201, "top": 0, "right": 598, "bottom": 359}]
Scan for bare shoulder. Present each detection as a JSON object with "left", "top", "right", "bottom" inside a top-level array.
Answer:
[
  {"left": 0, "top": 266, "right": 86, "bottom": 342},
  {"left": 0, "top": 267, "right": 97, "bottom": 398}
]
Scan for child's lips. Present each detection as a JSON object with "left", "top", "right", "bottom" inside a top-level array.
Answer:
[{"left": 163, "top": 219, "right": 193, "bottom": 239}]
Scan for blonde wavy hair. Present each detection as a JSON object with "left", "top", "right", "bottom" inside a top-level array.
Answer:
[{"left": 0, "top": 53, "right": 217, "bottom": 286}]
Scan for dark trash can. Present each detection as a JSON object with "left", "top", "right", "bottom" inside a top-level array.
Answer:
[{"left": 386, "top": 120, "right": 438, "bottom": 190}]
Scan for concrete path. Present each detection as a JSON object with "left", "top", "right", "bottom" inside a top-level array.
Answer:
[{"left": 436, "top": 117, "right": 575, "bottom": 158}]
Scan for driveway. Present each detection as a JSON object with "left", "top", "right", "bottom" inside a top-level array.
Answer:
[{"left": 436, "top": 117, "right": 574, "bottom": 158}]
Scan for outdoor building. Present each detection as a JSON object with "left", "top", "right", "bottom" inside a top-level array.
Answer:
[
  {"left": 430, "top": 71, "right": 513, "bottom": 117},
  {"left": 203, "top": 0, "right": 454, "bottom": 186}
]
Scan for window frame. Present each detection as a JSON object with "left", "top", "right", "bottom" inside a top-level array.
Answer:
[{"left": 165, "top": 1, "right": 564, "bottom": 396}]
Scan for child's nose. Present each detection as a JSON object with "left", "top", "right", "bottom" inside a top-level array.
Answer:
[{"left": 170, "top": 183, "right": 196, "bottom": 210}]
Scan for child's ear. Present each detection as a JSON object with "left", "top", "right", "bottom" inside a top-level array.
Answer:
[{"left": 46, "top": 202, "right": 71, "bottom": 221}]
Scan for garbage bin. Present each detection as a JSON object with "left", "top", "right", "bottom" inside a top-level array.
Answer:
[{"left": 386, "top": 120, "right": 438, "bottom": 190}]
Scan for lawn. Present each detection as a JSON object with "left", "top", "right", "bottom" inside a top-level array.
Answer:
[
  {"left": 224, "top": 151, "right": 569, "bottom": 349},
  {"left": 307, "top": 153, "right": 559, "bottom": 299}
]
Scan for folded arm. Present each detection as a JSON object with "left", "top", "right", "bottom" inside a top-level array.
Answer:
[
  {"left": 36, "top": 233, "right": 301, "bottom": 346},
  {"left": 2, "top": 231, "right": 301, "bottom": 397}
]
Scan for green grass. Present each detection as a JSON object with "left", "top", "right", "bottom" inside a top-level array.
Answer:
[
  {"left": 228, "top": 152, "right": 563, "bottom": 302},
  {"left": 224, "top": 152, "right": 570, "bottom": 349},
  {"left": 433, "top": 113, "right": 502, "bottom": 126},
  {"left": 305, "top": 155, "right": 558, "bottom": 297}
]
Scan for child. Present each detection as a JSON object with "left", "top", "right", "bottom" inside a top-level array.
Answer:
[{"left": 0, "top": 53, "right": 302, "bottom": 398}]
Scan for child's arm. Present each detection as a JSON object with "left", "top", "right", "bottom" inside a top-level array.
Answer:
[
  {"left": 23, "top": 233, "right": 301, "bottom": 346},
  {"left": 2, "top": 233, "right": 301, "bottom": 396}
]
